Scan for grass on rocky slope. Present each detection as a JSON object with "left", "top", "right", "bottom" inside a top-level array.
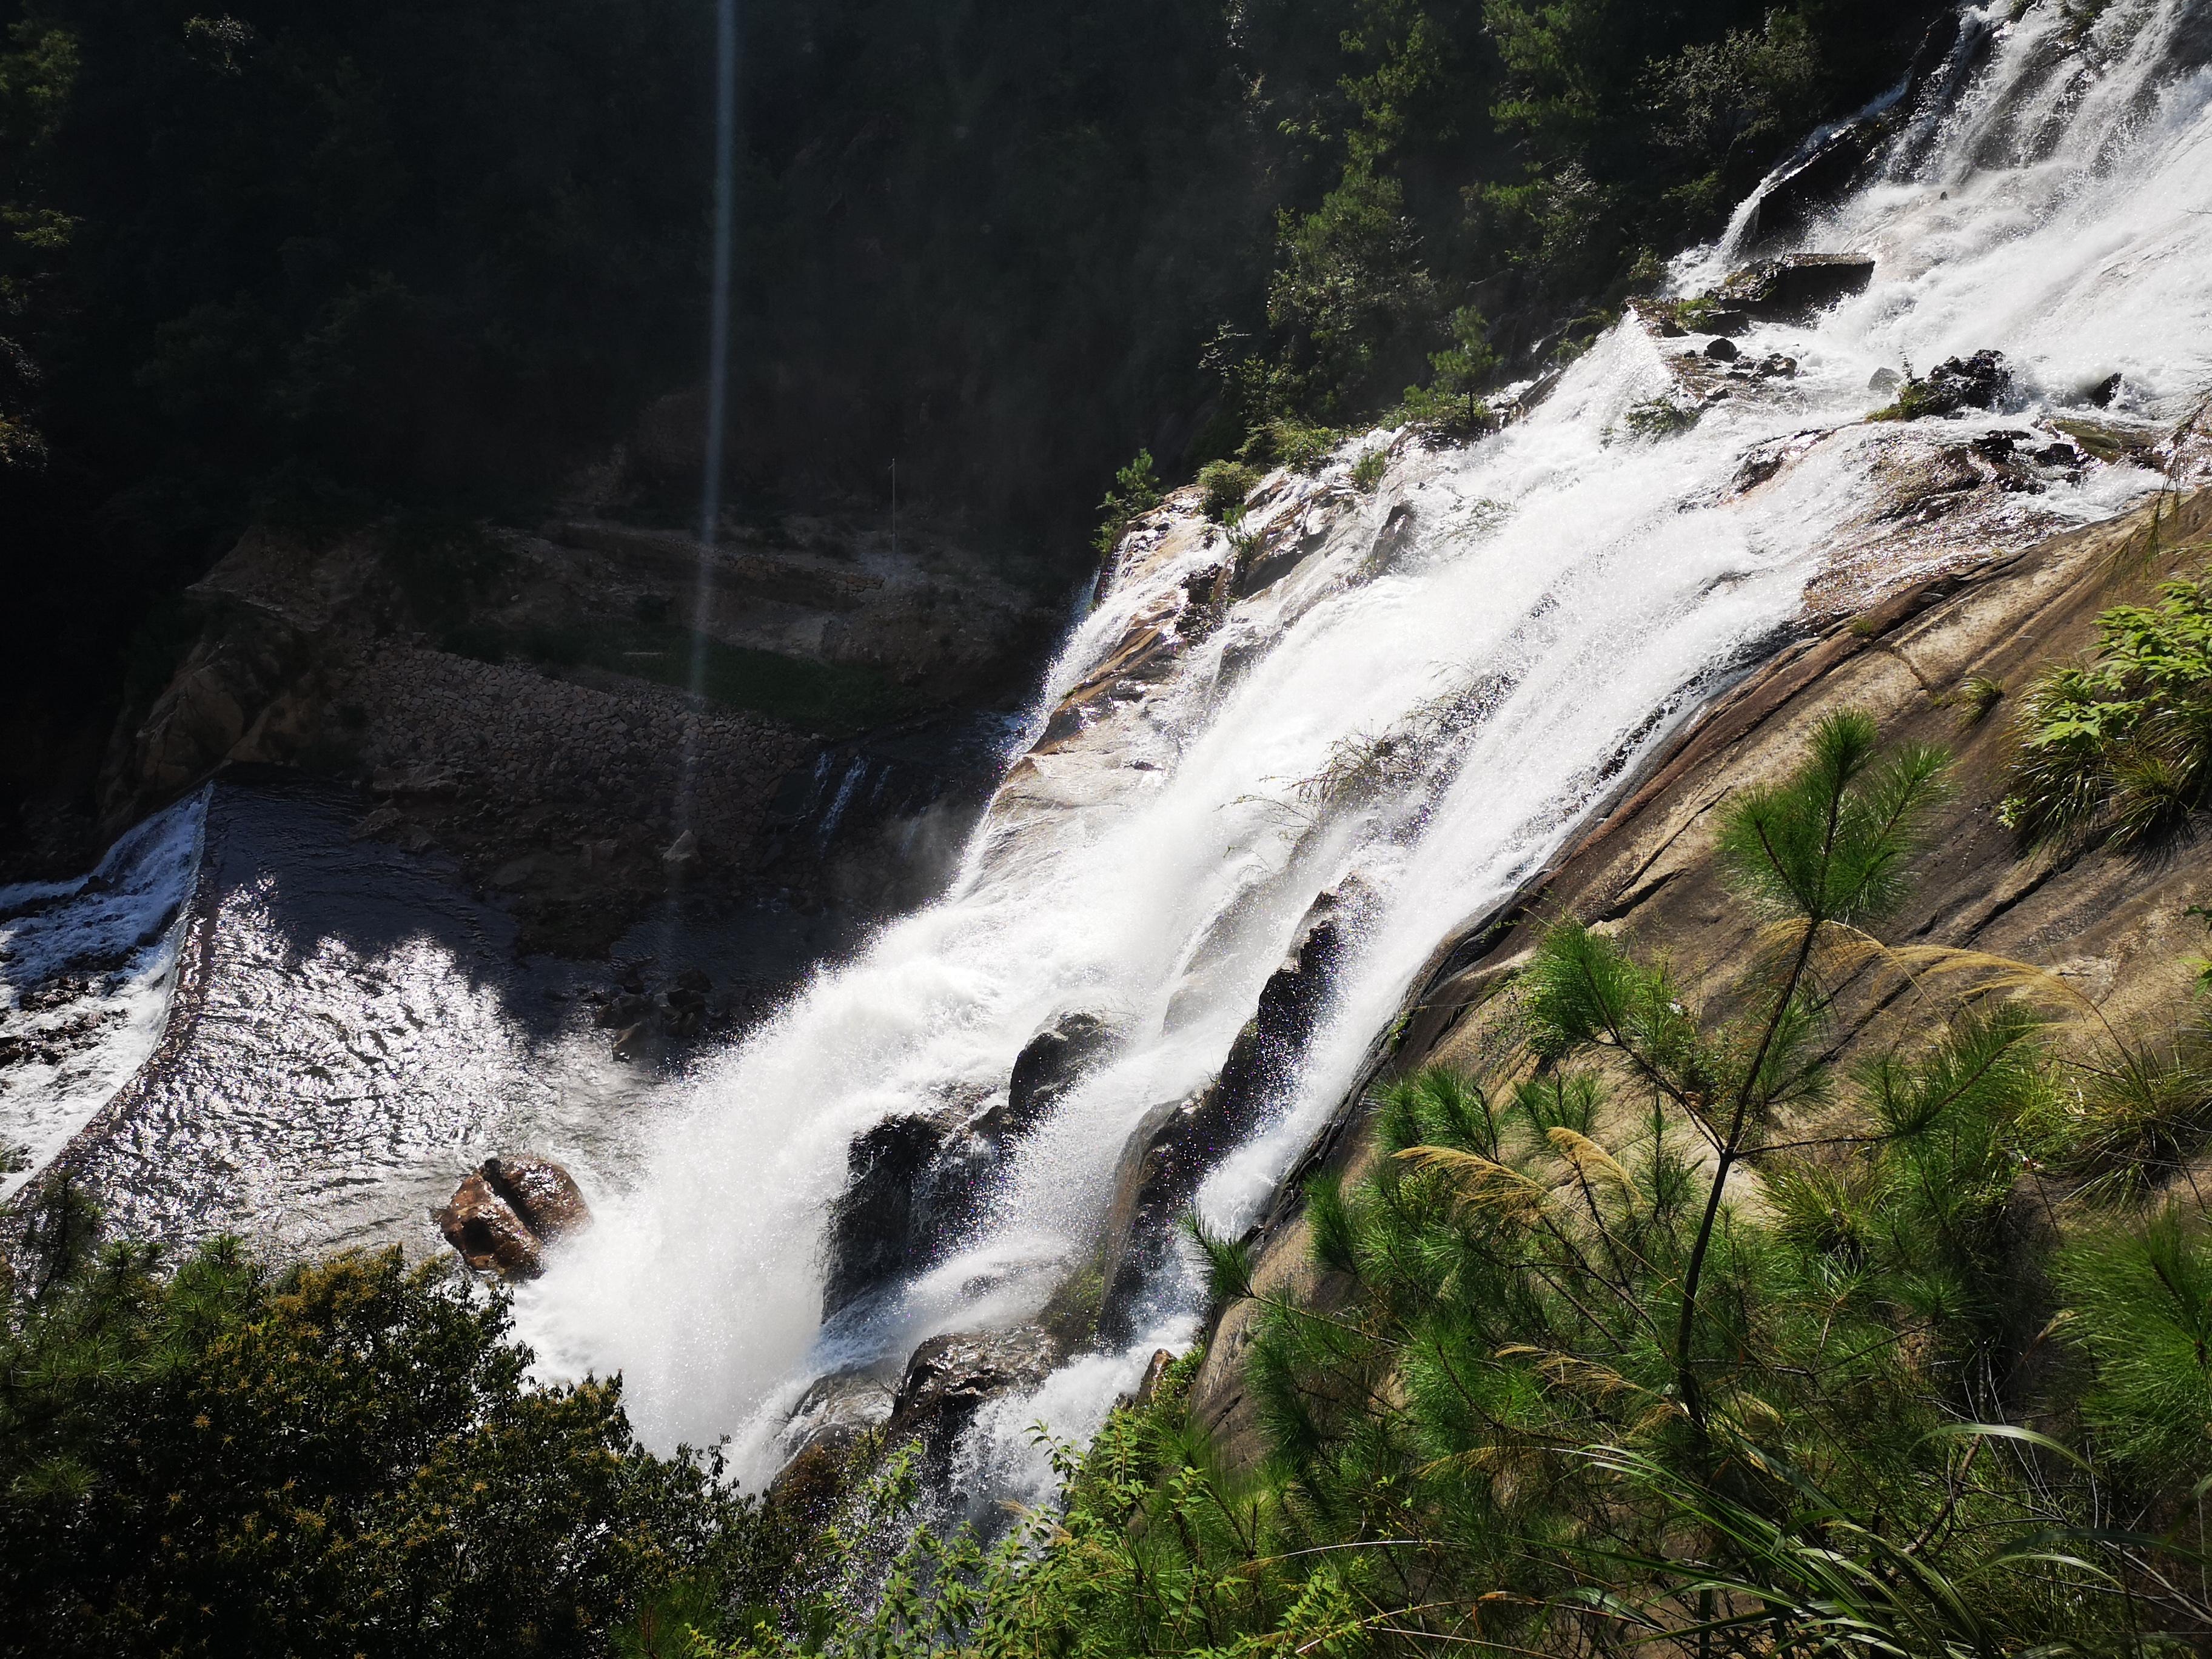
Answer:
[{"left": 2002, "top": 563, "right": 2212, "bottom": 850}]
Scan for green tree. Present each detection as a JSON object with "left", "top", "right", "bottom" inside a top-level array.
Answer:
[{"left": 0, "top": 1238, "right": 753, "bottom": 1659}]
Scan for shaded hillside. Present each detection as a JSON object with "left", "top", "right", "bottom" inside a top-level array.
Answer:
[{"left": 1, "top": 0, "right": 1948, "bottom": 870}]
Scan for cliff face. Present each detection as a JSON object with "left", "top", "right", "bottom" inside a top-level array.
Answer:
[
  {"left": 1190, "top": 483, "right": 2212, "bottom": 1463},
  {"left": 94, "top": 513, "right": 1061, "bottom": 954}
]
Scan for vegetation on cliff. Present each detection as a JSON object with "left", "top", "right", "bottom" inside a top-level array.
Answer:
[{"left": 2004, "top": 568, "right": 2212, "bottom": 851}]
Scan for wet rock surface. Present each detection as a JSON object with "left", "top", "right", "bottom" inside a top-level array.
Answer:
[
  {"left": 1094, "top": 880, "right": 1373, "bottom": 1341},
  {"left": 822, "top": 1113, "right": 958, "bottom": 1318},
  {"left": 1717, "top": 253, "right": 1877, "bottom": 323},
  {"left": 1735, "top": 12, "right": 1985, "bottom": 250},
  {"left": 987, "top": 1011, "right": 1119, "bottom": 1144},
  {"left": 881, "top": 1329, "right": 1058, "bottom": 1472},
  {"left": 433, "top": 1155, "right": 590, "bottom": 1278},
  {"left": 481, "top": 1155, "right": 591, "bottom": 1244},
  {"left": 1907, "top": 350, "right": 2014, "bottom": 417}
]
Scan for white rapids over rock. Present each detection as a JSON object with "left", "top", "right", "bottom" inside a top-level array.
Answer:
[
  {"left": 517, "top": 0, "right": 2211, "bottom": 1495},
  {"left": 1, "top": 794, "right": 206, "bottom": 1204}
]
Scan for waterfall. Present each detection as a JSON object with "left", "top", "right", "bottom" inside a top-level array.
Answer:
[{"left": 525, "top": 0, "right": 2212, "bottom": 1492}]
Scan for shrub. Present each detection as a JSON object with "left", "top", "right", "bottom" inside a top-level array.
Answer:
[
  {"left": 1622, "top": 395, "right": 1701, "bottom": 438},
  {"left": 2059, "top": 1204, "right": 2212, "bottom": 1479},
  {"left": 1952, "top": 671, "right": 2005, "bottom": 725},
  {"left": 1196, "top": 459, "right": 1262, "bottom": 522},
  {"left": 1092, "top": 450, "right": 1162, "bottom": 555},
  {"left": 0, "top": 1239, "right": 754, "bottom": 1659},
  {"left": 2001, "top": 572, "right": 2212, "bottom": 849},
  {"left": 1398, "top": 307, "right": 1498, "bottom": 437},
  {"left": 1244, "top": 418, "right": 1338, "bottom": 475},
  {"left": 1350, "top": 448, "right": 1388, "bottom": 493}
]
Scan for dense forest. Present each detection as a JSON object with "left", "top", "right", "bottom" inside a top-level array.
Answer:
[{"left": 0, "top": 0, "right": 1943, "bottom": 776}]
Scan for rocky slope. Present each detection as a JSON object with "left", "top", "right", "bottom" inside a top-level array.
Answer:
[
  {"left": 95, "top": 511, "right": 1062, "bottom": 954},
  {"left": 1188, "top": 478, "right": 2212, "bottom": 1464}
]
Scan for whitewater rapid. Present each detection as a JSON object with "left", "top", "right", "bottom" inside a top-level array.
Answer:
[{"left": 524, "top": 0, "right": 2212, "bottom": 1492}]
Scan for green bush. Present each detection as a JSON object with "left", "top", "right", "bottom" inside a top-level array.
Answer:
[
  {"left": 1243, "top": 418, "right": 1339, "bottom": 475},
  {"left": 1196, "top": 460, "right": 1262, "bottom": 523},
  {"left": 2001, "top": 571, "right": 2212, "bottom": 849},
  {"left": 1092, "top": 450, "right": 1163, "bottom": 556},
  {"left": 0, "top": 1238, "right": 752, "bottom": 1659},
  {"left": 1350, "top": 448, "right": 1388, "bottom": 494},
  {"left": 1398, "top": 307, "right": 1498, "bottom": 436}
]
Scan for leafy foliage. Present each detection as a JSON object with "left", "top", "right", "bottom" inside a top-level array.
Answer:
[
  {"left": 1197, "top": 459, "right": 1263, "bottom": 523},
  {"left": 1093, "top": 450, "right": 1163, "bottom": 556},
  {"left": 2002, "top": 572, "right": 2212, "bottom": 849},
  {"left": 0, "top": 1239, "right": 758, "bottom": 1659}
]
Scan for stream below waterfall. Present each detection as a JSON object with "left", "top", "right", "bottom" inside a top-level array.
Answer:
[{"left": 6, "top": 0, "right": 2211, "bottom": 1508}]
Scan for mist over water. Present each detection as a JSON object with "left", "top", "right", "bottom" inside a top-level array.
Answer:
[{"left": 518, "top": 0, "right": 2210, "bottom": 1492}]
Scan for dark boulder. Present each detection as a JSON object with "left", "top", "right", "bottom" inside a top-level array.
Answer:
[
  {"left": 1738, "top": 12, "right": 1979, "bottom": 250},
  {"left": 979, "top": 1011, "right": 1119, "bottom": 1145},
  {"left": 882, "top": 1329, "right": 1059, "bottom": 1473},
  {"left": 1917, "top": 350, "right": 2014, "bottom": 417},
  {"left": 1738, "top": 124, "right": 1878, "bottom": 251},
  {"left": 821, "top": 1113, "right": 952, "bottom": 1319},
  {"left": 1718, "top": 255, "right": 1875, "bottom": 323},
  {"left": 482, "top": 1155, "right": 591, "bottom": 1244},
  {"left": 1093, "top": 881, "right": 1374, "bottom": 1342},
  {"left": 774, "top": 1368, "right": 896, "bottom": 1492},
  {"left": 434, "top": 1173, "right": 539, "bottom": 1278},
  {"left": 433, "top": 1155, "right": 591, "bottom": 1279},
  {"left": 1704, "top": 337, "right": 1741, "bottom": 364}
]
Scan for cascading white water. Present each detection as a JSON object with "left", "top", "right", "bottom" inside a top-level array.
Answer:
[
  {"left": 528, "top": 0, "right": 2212, "bottom": 1491},
  {"left": 0, "top": 793, "right": 205, "bottom": 1204}
]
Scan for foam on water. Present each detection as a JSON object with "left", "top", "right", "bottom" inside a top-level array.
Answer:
[{"left": 527, "top": 0, "right": 2212, "bottom": 1485}]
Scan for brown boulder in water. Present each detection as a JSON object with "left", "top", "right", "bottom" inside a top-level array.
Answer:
[
  {"left": 433, "top": 1172, "right": 543, "bottom": 1278},
  {"left": 483, "top": 1155, "right": 591, "bottom": 1244},
  {"left": 433, "top": 1155, "right": 591, "bottom": 1278}
]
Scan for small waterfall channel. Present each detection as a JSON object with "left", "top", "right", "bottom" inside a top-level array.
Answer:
[{"left": 524, "top": 0, "right": 2212, "bottom": 1500}]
